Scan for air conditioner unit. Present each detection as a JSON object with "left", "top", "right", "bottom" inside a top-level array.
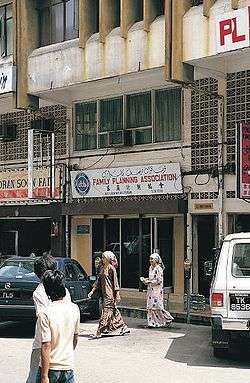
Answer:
[
  {"left": 108, "top": 130, "right": 133, "bottom": 147},
  {"left": 31, "top": 118, "right": 54, "bottom": 132},
  {"left": 0, "top": 124, "right": 17, "bottom": 142}
]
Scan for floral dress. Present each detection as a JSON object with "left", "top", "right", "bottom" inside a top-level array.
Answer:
[{"left": 147, "top": 265, "right": 173, "bottom": 327}]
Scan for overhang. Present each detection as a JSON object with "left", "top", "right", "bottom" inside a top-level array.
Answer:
[
  {"left": 30, "top": 67, "right": 178, "bottom": 106},
  {"left": 62, "top": 197, "right": 188, "bottom": 216}
]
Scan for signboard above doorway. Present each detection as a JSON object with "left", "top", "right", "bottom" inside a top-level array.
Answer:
[
  {"left": 237, "top": 122, "right": 250, "bottom": 199},
  {"left": 70, "top": 163, "right": 183, "bottom": 199}
]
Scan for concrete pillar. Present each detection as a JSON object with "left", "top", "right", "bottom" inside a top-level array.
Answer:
[
  {"left": 71, "top": 216, "right": 92, "bottom": 274},
  {"left": 14, "top": 0, "right": 39, "bottom": 109}
]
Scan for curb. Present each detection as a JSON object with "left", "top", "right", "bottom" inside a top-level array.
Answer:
[{"left": 119, "top": 306, "right": 211, "bottom": 326}]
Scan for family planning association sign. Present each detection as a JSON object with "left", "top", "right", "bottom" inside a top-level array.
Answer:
[
  {"left": 216, "top": 6, "right": 250, "bottom": 54},
  {"left": 71, "top": 163, "right": 183, "bottom": 198}
]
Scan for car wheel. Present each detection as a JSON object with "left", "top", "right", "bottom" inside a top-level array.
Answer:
[
  {"left": 213, "top": 347, "right": 228, "bottom": 358},
  {"left": 91, "top": 297, "right": 102, "bottom": 320}
]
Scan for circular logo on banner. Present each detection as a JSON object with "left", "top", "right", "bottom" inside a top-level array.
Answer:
[{"left": 74, "top": 173, "right": 91, "bottom": 196}]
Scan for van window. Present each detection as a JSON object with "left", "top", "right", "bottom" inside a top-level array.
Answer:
[{"left": 232, "top": 243, "right": 250, "bottom": 277}]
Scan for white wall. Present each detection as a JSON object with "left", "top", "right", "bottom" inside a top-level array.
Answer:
[
  {"left": 28, "top": 16, "right": 165, "bottom": 93},
  {"left": 183, "top": 0, "right": 250, "bottom": 62}
]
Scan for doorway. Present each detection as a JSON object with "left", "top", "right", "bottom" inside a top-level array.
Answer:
[
  {"left": 193, "top": 215, "right": 216, "bottom": 298},
  {"left": 91, "top": 217, "right": 174, "bottom": 289}
]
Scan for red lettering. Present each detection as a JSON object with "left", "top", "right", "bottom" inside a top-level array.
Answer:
[
  {"left": 232, "top": 17, "right": 246, "bottom": 43},
  {"left": 220, "top": 19, "right": 232, "bottom": 46}
]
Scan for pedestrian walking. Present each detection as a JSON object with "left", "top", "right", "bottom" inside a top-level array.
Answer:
[
  {"left": 140, "top": 253, "right": 173, "bottom": 328},
  {"left": 88, "top": 250, "right": 129, "bottom": 338},
  {"left": 26, "top": 255, "right": 71, "bottom": 383},
  {"left": 35, "top": 270, "right": 80, "bottom": 383}
]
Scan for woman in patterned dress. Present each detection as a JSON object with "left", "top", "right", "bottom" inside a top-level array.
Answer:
[
  {"left": 141, "top": 253, "right": 173, "bottom": 328},
  {"left": 88, "top": 251, "right": 129, "bottom": 338}
]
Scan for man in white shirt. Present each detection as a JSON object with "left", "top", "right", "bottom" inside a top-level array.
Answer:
[
  {"left": 35, "top": 270, "right": 80, "bottom": 383},
  {"left": 26, "top": 255, "right": 71, "bottom": 383}
]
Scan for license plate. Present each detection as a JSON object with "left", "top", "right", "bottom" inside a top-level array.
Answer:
[
  {"left": 0, "top": 290, "right": 20, "bottom": 299},
  {"left": 230, "top": 294, "right": 250, "bottom": 311}
]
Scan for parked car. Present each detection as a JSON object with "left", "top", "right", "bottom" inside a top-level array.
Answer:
[
  {"left": 209, "top": 233, "right": 250, "bottom": 357},
  {"left": 0, "top": 256, "right": 100, "bottom": 322}
]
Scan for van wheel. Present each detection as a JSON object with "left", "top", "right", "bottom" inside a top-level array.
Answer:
[{"left": 213, "top": 348, "right": 228, "bottom": 358}]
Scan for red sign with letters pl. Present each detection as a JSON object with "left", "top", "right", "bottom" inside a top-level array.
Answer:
[
  {"left": 237, "top": 123, "right": 250, "bottom": 199},
  {"left": 216, "top": 6, "right": 250, "bottom": 54}
]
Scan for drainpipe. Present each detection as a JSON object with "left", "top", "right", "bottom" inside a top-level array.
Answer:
[{"left": 217, "top": 97, "right": 225, "bottom": 247}]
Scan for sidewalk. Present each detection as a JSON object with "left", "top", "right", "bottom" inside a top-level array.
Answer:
[{"left": 118, "top": 304, "right": 211, "bottom": 326}]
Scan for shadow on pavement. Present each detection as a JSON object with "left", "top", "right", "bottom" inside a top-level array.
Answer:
[
  {"left": 165, "top": 324, "right": 250, "bottom": 369},
  {"left": 0, "top": 321, "right": 35, "bottom": 338}
]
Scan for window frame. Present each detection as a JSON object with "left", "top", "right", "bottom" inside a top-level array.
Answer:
[
  {"left": 74, "top": 86, "right": 182, "bottom": 152},
  {"left": 38, "top": 0, "right": 79, "bottom": 47},
  {"left": 0, "top": 3, "right": 12, "bottom": 57}
]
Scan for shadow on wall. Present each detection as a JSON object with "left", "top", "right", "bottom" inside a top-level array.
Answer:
[{"left": 165, "top": 324, "right": 250, "bottom": 369}]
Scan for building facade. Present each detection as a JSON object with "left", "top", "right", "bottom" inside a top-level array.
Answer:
[{"left": 0, "top": 0, "right": 249, "bottom": 310}]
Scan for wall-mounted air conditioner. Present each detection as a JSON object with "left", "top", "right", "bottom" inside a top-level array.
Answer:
[
  {"left": 108, "top": 130, "right": 133, "bottom": 147},
  {"left": 0, "top": 124, "right": 17, "bottom": 142}
]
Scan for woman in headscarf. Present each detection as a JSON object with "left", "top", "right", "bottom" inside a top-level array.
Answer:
[
  {"left": 141, "top": 253, "right": 173, "bottom": 328},
  {"left": 88, "top": 250, "right": 129, "bottom": 338}
]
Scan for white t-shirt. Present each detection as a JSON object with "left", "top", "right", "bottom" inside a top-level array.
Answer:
[
  {"left": 32, "top": 283, "right": 71, "bottom": 349},
  {"left": 33, "top": 283, "right": 71, "bottom": 316},
  {"left": 36, "top": 301, "right": 80, "bottom": 370}
]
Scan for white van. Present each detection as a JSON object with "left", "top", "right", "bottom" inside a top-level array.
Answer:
[{"left": 210, "top": 233, "right": 250, "bottom": 357}]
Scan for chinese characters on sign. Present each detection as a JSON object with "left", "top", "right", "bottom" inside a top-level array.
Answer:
[
  {"left": 237, "top": 123, "right": 250, "bottom": 199},
  {"left": 71, "top": 163, "right": 183, "bottom": 198},
  {"left": 216, "top": 6, "right": 250, "bottom": 54}
]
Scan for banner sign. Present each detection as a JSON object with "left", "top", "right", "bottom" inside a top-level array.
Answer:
[
  {"left": 237, "top": 123, "right": 250, "bottom": 199},
  {"left": 216, "top": 6, "right": 250, "bottom": 54},
  {"left": 0, "top": 167, "right": 63, "bottom": 202},
  {"left": 71, "top": 163, "right": 183, "bottom": 198},
  {"left": 0, "top": 63, "right": 16, "bottom": 94}
]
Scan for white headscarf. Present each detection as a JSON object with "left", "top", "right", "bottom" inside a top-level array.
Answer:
[
  {"left": 102, "top": 251, "right": 118, "bottom": 269},
  {"left": 150, "top": 252, "right": 165, "bottom": 270}
]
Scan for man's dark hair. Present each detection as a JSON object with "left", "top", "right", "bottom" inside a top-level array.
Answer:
[
  {"left": 34, "top": 255, "right": 56, "bottom": 279},
  {"left": 42, "top": 270, "right": 66, "bottom": 301}
]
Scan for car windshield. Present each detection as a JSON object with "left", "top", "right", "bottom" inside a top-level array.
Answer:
[
  {"left": 232, "top": 243, "right": 250, "bottom": 277},
  {"left": 0, "top": 260, "right": 39, "bottom": 281}
]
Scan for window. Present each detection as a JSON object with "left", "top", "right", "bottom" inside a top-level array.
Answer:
[
  {"left": 65, "top": 262, "right": 76, "bottom": 281},
  {"left": 232, "top": 243, "right": 250, "bottom": 277},
  {"left": 126, "top": 92, "right": 152, "bottom": 145},
  {"left": 72, "top": 261, "right": 87, "bottom": 280},
  {"left": 75, "top": 102, "right": 97, "bottom": 151},
  {"left": 0, "top": 4, "right": 13, "bottom": 57},
  {"left": 155, "top": 88, "right": 181, "bottom": 142},
  {"left": 99, "top": 97, "right": 123, "bottom": 148},
  {"left": 74, "top": 87, "right": 182, "bottom": 151},
  {"left": 39, "top": 0, "right": 79, "bottom": 46}
]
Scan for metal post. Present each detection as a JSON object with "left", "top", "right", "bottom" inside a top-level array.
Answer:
[
  {"left": 217, "top": 98, "right": 225, "bottom": 246},
  {"left": 28, "top": 129, "right": 34, "bottom": 199},
  {"left": 153, "top": 217, "right": 159, "bottom": 253},
  {"left": 139, "top": 215, "right": 143, "bottom": 291},
  {"left": 50, "top": 132, "right": 55, "bottom": 199},
  {"left": 186, "top": 279, "right": 191, "bottom": 324}
]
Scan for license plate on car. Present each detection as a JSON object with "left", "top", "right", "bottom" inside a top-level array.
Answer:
[
  {"left": 0, "top": 290, "right": 20, "bottom": 299},
  {"left": 230, "top": 294, "right": 250, "bottom": 311}
]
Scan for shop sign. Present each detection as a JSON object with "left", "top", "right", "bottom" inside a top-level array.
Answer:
[
  {"left": 71, "top": 163, "right": 183, "bottom": 198},
  {"left": 215, "top": 6, "right": 250, "bottom": 54},
  {"left": 237, "top": 122, "right": 250, "bottom": 199},
  {"left": 0, "top": 63, "right": 16, "bottom": 94},
  {"left": 194, "top": 202, "right": 213, "bottom": 210},
  {"left": 76, "top": 225, "right": 90, "bottom": 234},
  {"left": 0, "top": 167, "right": 63, "bottom": 202}
]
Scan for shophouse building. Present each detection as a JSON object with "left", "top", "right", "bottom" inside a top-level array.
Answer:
[
  {"left": 184, "top": 0, "right": 250, "bottom": 298},
  {"left": 1, "top": 0, "right": 249, "bottom": 310}
]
